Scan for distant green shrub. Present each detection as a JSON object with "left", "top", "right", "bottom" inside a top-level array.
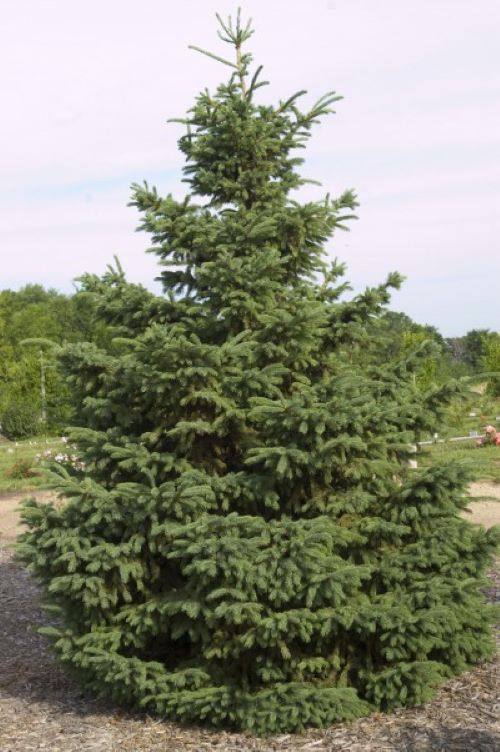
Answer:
[
  {"left": 486, "top": 375, "right": 500, "bottom": 398},
  {"left": 0, "top": 402, "right": 39, "bottom": 440}
]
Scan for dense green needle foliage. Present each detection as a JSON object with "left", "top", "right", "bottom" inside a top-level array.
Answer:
[{"left": 18, "top": 12, "right": 498, "bottom": 736}]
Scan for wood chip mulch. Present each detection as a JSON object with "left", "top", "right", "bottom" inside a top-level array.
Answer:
[{"left": 0, "top": 548, "right": 498, "bottom": 752}]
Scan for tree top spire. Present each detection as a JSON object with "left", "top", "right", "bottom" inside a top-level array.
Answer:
[{"left": 189, "top": 8, "right": 254, "bottom": 97}]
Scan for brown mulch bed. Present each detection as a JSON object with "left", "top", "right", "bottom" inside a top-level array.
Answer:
[{"left": 0, "top": 548, "right": 498, "bottom": 752}]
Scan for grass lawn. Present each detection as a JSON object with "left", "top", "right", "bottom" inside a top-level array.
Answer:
[
  {"left": 0, "top": 438, "right": 65, "bottom": 493},
  {"left": 430, "top": 393, "right": 500, "bottom": 441},
  {"left": 416, "top": 392, "right": 500, "bottom": 481},
  {"left": 418, "top": 440, "right": 500, "bottom": 482}
]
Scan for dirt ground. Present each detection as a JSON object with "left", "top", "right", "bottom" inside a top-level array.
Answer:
[
  {"left": 0, "top": 490, "right": 57, "bottom": 546},
  {"left": 467, "top": 482, "right": 500, "bottom": 528},
  {"left": 0, "top": 488, "right": 499, "bottom": 751}
]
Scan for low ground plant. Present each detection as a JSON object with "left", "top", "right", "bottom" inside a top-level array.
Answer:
[
  {"left": 4, "top": 457, "right": 41, "bottom": 481},
  {"left": 0, "top": 439, "right": 66, "bottom": 493}
]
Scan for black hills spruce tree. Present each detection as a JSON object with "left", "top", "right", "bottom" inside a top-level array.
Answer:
[{"left": 19, "top": 12, "right": 498, "bottom": 735}]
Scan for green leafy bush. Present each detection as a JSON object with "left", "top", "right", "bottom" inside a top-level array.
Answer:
[
  {"left": 1, "top": 401, "right": 39, "bottom": 440},
  {"left": 486, "top": 374, "right": 500, "bottom": 398}
]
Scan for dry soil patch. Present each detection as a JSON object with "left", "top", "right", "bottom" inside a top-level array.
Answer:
[
  {"left": 465, "top": 482, "right": 500, "bottom": 529},
  {"left": 0, "top": 490, "right": 58, "bottom": 546}
]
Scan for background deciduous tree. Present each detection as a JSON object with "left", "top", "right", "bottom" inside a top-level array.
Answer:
[{"left": 0, "top": 285, "right": 104, "bottom": 437}]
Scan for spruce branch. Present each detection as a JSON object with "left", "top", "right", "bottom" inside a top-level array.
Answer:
[
  {"left": 247, "top": 65, "right": 269, "bottom": 98},
  {"left": 277, "top": 90, "right": 308, "bottom": 114},
  {"left": 188, "top": 45, "right": 238, "bottom": 69}
]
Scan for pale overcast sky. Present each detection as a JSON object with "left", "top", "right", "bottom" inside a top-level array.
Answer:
[{"left": 1, "top": 0, "right": 499, "bottom": 336}]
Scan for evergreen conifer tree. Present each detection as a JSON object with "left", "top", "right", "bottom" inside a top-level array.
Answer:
[{"left": 19, "top": 12, "right": 498, "bottom": 735}]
